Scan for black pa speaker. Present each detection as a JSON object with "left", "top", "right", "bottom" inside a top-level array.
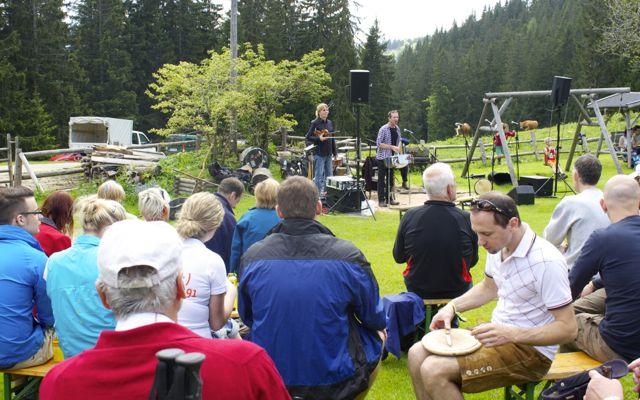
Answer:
[
  {"left": 519, "top": 175, "right": 553, "bottom": 197},
  {"left": 551, "top": 76, "right": 572, "bottom": 108},
  {"left": 325, "top": 187, "right": 364, "bottom": 213},
  {"left": 507, "top": 185, "right": 535, "bottom": 205},
  {"left": 349, "top": 70, "right": 370, "bottom": 104},
  {"left": 488, "top": 172, "right": 511, "bottom": 186}
]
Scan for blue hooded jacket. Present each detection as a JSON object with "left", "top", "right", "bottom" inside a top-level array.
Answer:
[
  {"left": 239, "top": 219, "right": 385, "bottom": 399},
  {"left": 0, "top": 225, "right": 54, "bottom": 368}
]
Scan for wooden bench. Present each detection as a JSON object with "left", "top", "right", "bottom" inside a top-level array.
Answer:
[
  {"left": 503, "top": 351, "right": 601, "bottom": 400},
  {"left": 1, "top": 358, "right": 59, "bottom": 400}
]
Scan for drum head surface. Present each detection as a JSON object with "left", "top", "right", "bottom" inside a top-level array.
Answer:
[
  {"left": 421, "top": 329, "right": 482, "bottom": 356},
  {"left": 474, "top": 178, "right": 492, "bottom": 195}
]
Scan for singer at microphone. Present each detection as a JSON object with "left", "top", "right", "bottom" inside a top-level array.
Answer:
[{"left": 375, "top": 110, "right": 408, "bottom": 206}]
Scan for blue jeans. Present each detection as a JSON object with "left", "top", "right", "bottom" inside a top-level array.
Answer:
[{"left": 313, "top": 154, "right": 333, "bottom": 194}]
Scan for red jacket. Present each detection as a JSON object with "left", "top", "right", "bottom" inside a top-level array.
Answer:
[
  {"left": 40, "top": 322, "right": 290, "bottom": 400},
  {"left": 35, "top": 222, "right": 71, "bottom": 256}
]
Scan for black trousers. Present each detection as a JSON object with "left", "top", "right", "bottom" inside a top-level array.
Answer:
[{"left": 377, "top": 159, "right": 394, "bottom": 203}]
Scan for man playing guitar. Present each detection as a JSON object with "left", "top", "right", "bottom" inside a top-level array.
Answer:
[
  {"left": 305, "top": 103, "right": 337, "bottom": 197},
  {"left": 376, "top": 110, "right": 402, "bottom": 207}
]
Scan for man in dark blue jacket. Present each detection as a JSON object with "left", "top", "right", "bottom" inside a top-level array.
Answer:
[
  {"left": 239, "top": 176, "right": 386, "bottom": 400},
  {"left": 204, "top": 177, "right": 244, "bottom": 271},
  {"left": 0, "top": 186, "right": 54, "bottom": 369}
]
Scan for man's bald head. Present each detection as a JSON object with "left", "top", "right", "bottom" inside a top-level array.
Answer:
[{"left": 603, "top": 175, "right": 640, "bottom": 214}]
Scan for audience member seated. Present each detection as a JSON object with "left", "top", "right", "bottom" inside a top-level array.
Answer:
[
  {"left": 0, "top": 186, "right": 55, "bottom": 370},
  {"left": 137, "top": 187, "right": 170, "bottom": 222},
  {"left": 239, "top": 176, "right": 386, "bottom": 399},
  {"left": 229, "top": 178, "right": 281, "bottom": 273},
  {"left": 204, "top": 177, "right": 244, "bottom": 270},
  {"left": 35, "top": 191, "right": 74, "bottom": 256},
  {"left": 543, "top": 154, "right": 610, "bottom": 269},
  {"left": 408, "top": 192, "right": 577, "bottom": 400},
  {"left": 565, "top": 175, "right": 640, "bottom": 363},
  {"left": 39, "top": 219, "right": 289, "bottom": 399},
  {"left": 97, "top": 180, "right": 136, "bottom": 219},
  {"left": 44, "top": 197, "right": 126, "bottom": 357},
  {"left": 584, "top": 357, "right": 640, "bottom": 399},
  {"left": 393, "top": 163, "right": 478, "bottom": 300},
  {"left": 176, "top": 192, "right": 236, "bottom": 338}
]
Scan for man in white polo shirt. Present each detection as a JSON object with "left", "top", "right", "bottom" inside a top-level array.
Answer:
[{"left": 407, "top": 191, "right": 578, "bottom": 400}]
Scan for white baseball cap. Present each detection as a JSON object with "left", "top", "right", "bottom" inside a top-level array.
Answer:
[{"left": 98, "top": 220, "right": 183, "bottom": 288}]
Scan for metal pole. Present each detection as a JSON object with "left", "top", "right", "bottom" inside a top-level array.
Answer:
[
  {"left": 461, "top": 102, "right": 488, "bottom": 178},
  {"left": 490, "top": 101, "right": 518, "bottom": 187},
  {"left": 229, "top": 0, "right": 238, "bottom": 154}
]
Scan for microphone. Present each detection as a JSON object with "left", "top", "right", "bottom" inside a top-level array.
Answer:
[
  {"left": 510, "top": 121, "right": 519, "bottom": 125},
  {"left": 404, "top": 128, "right": 415, "bottom": 135}
]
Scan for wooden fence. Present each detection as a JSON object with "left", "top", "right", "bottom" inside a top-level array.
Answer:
[{"left": 2, "top": 138, "right": 197, "bottom": 190}]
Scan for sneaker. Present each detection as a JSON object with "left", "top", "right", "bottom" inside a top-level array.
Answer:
[
  {"left": 389, "top": 199, "right": 400, "bottom": 206},
  {"left": 379, "top": 202, "right": 388, "bottom": 207},
  {"left": 402, "top": 182, "right": 410, "bottom": 190}
]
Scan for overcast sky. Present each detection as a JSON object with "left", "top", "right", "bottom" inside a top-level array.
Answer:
[
  {"left": 215, "top": 1, "right": 503, "bottom": 41},
  {"left": 353, "top": 0, "right": 502, "bottom": 41}
]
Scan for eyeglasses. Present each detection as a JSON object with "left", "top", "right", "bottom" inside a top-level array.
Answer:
[
  {"left": 19, "top": 209, "right": 43, "bottom": 216},
  {"left": 470, "top": 199, "right": 508, "bottom": 216}
]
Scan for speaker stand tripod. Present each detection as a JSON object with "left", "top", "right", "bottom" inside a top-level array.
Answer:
[
  {"left": 328, "top": 104, "right": 375, "bottom": 219},
  {"left": 536, "top": 104, "right": 575, "bottom": 197}
]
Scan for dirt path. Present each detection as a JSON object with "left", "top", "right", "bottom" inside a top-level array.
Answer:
[{"left": 0, "top": 161, "right": 85, "bottom": 191}]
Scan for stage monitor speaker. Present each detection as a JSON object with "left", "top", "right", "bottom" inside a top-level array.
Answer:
[
  {"left": 325, "top": 187, "right": 364, "bottom": 213},
  {"left": 349, "top": 70, "right": 370, "bottom": 104},
  {"left": 488, "top": 172, "right": 511, "bottom": 186},
  {"left": 508, "top": 185, "right": 535, "bottom": 205},
  {"left": 519, "top": 175, "right": 553, "bottom": 197},
  {"left": 551, "top": 76, "right": 572, "bottom": 108}
]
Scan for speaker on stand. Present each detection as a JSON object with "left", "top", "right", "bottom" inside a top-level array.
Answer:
[
  {"left": 332, "top": 69, "right": 375, "bottom": 219},
  {"left": 550, "top": 76, "right": 573, "bottom": 196}
]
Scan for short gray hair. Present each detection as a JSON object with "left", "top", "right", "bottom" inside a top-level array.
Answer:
[
  {"left": 423, "top": 163, "right": 455, "bottom": 198},
  {"left": 96, "top": 266, "right": 178, "bottom": 319},
  {"left": 138, "top": 187, "right": 170, "bottom": 221}
]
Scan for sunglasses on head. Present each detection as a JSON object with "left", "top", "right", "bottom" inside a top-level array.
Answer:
[{"left": 470, "top": 199, "right": 508, "bottom": 216}]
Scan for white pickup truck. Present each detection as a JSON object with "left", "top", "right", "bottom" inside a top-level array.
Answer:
[{"left": 68, "top": 117, "right": 153, "bottom": 149}]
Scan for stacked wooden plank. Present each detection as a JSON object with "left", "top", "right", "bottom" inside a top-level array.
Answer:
[
  {"left": 84, "top": 145, "right": 166, "bottom": 178},
  {"left": 174, "top": 176, "right": 216, "bottom": 196}
]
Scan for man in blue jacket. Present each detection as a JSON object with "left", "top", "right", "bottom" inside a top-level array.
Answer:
[
  {"left": 239, "top": 176, "right": 386, "bottom": 400},
  {"left": 0, "top": 186, "right": 54, "bottom": 369}
]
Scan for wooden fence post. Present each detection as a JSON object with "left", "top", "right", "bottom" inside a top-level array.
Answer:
[
  {"left": 280, "top": 127, "right": 288, "bottom": 151},
  {"left": 530, "top": 131, "right": 540, "bottom": 160},
  {"left": 195, "top": 135, "right": 201, "bottom": 150},
  {"left": 14, "top": 147, "right": 22, "bottom": 186},
  {"left": 478, "top": 139, "right": 487, "bottom": 166},
  {"left": 6, "top": 133, "right": 13, "bottom": 186}
]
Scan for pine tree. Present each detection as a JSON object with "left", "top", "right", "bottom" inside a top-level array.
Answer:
[
  {"left": 298, "top": 0, "right": 358, "bottom": 134},
  {"left": 359, "top": 20, "right": 395, "bottom": 139},
  {"left": 3, "top": 0, "right": 83, "bottom": 146},
  {"left": 73, "top": 0, "right": 137, "bottom": 118}
]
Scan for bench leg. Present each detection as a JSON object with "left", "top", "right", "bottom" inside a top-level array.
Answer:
[
  {"left": 504, "top": 382, "right": 538, "bottom": 400},
  {"left": 3, "top": 374, "right": 10, "bottom": 400}
]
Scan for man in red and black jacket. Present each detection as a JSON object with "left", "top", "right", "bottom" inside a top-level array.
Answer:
[{"left": 393, "top": 163, "right": 478, "bottom": 299}]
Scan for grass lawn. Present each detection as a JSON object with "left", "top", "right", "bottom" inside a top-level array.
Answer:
[
  {"left": 5, "top": 116, "right": 638, "bottom": 399},
  {"left": 300, "top": 151, "right": 636, "bottom": 399}
]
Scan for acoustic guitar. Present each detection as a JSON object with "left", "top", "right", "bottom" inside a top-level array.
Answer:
[{"left": 314, "top": 129, "right": 333, "bottom": 138}]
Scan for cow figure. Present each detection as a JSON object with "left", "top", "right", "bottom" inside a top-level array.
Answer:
[
  {"left": 520, "top": 120, "right": 539, "bottom": 130},
  {"left": 455, "top": 122, "right": 472, "bottom": 137}
]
